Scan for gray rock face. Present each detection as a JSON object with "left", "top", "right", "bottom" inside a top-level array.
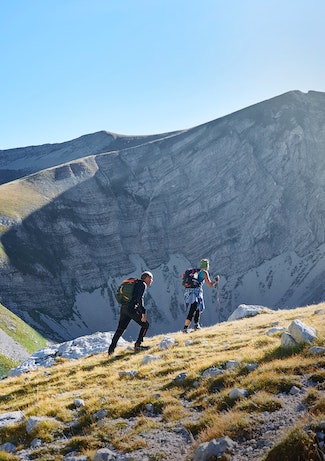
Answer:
[
  {"left": 1, "top": 90, "right": 325, "bottom": 341},
  {"left": 0, "top": 130, "right": 179, "bottom": 185}
]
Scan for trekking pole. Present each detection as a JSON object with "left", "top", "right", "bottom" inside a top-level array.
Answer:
[{"left": 216, "top": 282, "right": 221, "bottom": 323}]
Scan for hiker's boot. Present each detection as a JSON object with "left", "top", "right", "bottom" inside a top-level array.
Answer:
[
  {"left": 194, "top": 323, "right": 201, "bottom": 330},
  {"left": 183, "top": 326, "right": 188, "bottom": 334},
  {"left": 108, "top": 347, "right": 114, "bottom": 356},
  {"left": 134, "top": 343, "right": 150, "bottom": 352}
]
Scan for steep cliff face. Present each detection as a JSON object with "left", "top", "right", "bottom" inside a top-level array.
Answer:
[{"left": 1, "top": 90, "right": 325, "bottom": 341}]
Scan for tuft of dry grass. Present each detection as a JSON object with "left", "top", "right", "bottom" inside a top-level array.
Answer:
[{"left": 262, "top": 425, "right": 319, "bottom": 461}]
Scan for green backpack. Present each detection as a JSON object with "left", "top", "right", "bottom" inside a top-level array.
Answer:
[{"left": 115, "top": 278, "right": 138, "bottom": 304}]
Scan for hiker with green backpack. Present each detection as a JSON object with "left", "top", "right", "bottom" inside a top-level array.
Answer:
[
  {"left": 182, "top": 258, "right": 219, "bottom": 333},
  {"left": 108, "top": 271, "right": 153, "bottom": 356}
]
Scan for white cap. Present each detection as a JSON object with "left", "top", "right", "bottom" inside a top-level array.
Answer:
[{"left": 141, "top": 271, "right": 153, "bottom": 280}]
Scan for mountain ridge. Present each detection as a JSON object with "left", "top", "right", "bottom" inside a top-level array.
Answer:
[{"left": 1, "top": 90, "right": 325, "bottom": 341}]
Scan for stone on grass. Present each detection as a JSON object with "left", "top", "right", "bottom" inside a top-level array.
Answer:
[
  {"left": 308, "top": 346, "right": 325, "bottom": 356},
  {"left": 202, "top": 367, "right": 224, "bottom": 378},
  {"left": 193, "top": 436, "right": 237, "bottom": 461},
  {"left": 0, "top": 410, "right": 24, "bottom": 428},
  {"left": 281, "top": 332, "right": 298, "bottom": 348},
  {"left": 288, "top": 319, "right": 317, "bottom": 344},
  {"left": 159, "top": 336, "right": 176, "bottom": 349},
  {"left": 228, "top": 388, "right": 248, "bottom": 400},
  {"left": 227, "top": 304, "right": 269, "bottom": 321},
  {"left": 0, "top": 442, "right": 16, "bottom": 453},
  {"left": 141, "top": 354, "right": 162, "bottom": 365},
  {"left": 93, "top": 447, "right": 116, "bottom": 461}
]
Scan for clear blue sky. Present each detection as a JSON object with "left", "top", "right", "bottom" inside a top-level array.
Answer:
[{"left": 1, "top": 0, "right": 325, "bottom": 150}]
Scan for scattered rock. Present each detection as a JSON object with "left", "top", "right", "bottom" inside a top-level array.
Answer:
[
  {"left": 202, "top": 367, "right": 224, "bottom": 378},
  {"left": 266, "top": 327, "right": 286, "bottom": 335},
  {"left": 0, "top": 410, "right": 25, "bottom": 428},
  {"left": 193, "top": 436, "right": 238, "bottom": 461},
  {"left": 0, "top": 442, "right": 16, "bottom": 453},
  {"left": 119, "top": 370, "right": 139, "bottom": 378},
  {"left": 159, "top": 336, "right": 176, "bottom": 349},
  {"left": 74, "top": 399, "right": 85, "bottom": 408},
  {"left": 288, "top": 319, "right": 317, "bottom": 344},
  {"left": 246, "top": 363, "right": 258, "bottom": 372},
  {"left": 30, "top": 438, "right": 42, "bottom": 449},
  {"left": 227, "top": 304, "right": 270, "bottom": 321},
  {"left": 93, "top": 410, "right": 108, "bottom": 421},
  {"left": 93, "top": 447, "right": 117, "bottom": 461},
  {"left": 8, "top": 332, "right": 130, "bottom": 377},
  {"left": 63, "top": 455, "right": 88, "bottom": 461},
  {"left": 229, "top": 388, "right": 248, "bottom": 400},
  {"left": 141, "top": 354, "right": 162, "bottom": 365},
  {"left": 226, "top": 360, "right": 240, "bottom": 370},
  {"left": 281, "top": 332, "right": 299, "bottom": 348},
  {"left": 308, "top": 346, "right": 325, "bottom": 355},
  {"left": 289, "top": 386, "right": 301, "bottom": 395},
  {"left": 173, "top": 372, "right": 187, "bottom": 383}
]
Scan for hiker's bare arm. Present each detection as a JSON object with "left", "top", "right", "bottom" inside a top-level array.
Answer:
[{"left": 204, "top": 271, "right": 219, "bottom": 288}]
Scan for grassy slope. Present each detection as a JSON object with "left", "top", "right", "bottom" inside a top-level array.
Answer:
[
  {"left": 0, "top": 303, "right": 47, "bottom": 375},
  {"left": 0, "top": 304, "right": 324, "bottom": 460}
]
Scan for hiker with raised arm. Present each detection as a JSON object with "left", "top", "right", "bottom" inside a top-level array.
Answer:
[
  {"left": 108, "top": 271, "right": 153, "bottom": 355},
  {"left": 182, "top": 258, "right": 219, "bottom": 333}
]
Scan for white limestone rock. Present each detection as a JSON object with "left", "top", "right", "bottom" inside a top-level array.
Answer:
[
  {"left": 227, "top": 304, "right": 269, "bottom": 321},
  {"left": 288, "top": 319, "right": 317, "bottom": 344}
]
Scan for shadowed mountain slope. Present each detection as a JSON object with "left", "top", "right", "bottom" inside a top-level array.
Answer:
[{"left": 1, "top": 90, "right": 325, "bottom": 341}]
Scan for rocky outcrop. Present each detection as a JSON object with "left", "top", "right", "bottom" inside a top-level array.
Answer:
[{"left": 1, "top": 90, "right": 325, "bottom": 340}]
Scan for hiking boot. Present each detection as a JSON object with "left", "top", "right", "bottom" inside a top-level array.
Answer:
[
  {"left": 134, "top": 344, "right": 150, "bottom": 352},
  {"left": 183, "top": 328, "right": 188, "bottom": 334},
  {"left": 194, "top": 323, "right": 201, "bottom": 330}
]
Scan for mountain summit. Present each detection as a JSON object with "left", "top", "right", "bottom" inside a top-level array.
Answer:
[{"left": 1, "top": 90, "right": 325, "bottom": 341}]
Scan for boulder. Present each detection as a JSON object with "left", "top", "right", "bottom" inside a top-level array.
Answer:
[
  {"left": 193, "top": 436, "right": 237, "bottom": 461},
  {"left": 227, "top": 304, "right": 269, "bottom": 321},
  {"left": 288, "top": 319, "right": 317, "bottom": 344}
]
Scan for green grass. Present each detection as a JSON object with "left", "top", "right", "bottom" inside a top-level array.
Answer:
[
  {"left": 0, "top": 303, "right": 47, "bottom": 353},
  {"left": 0, "top": 354, "right": 18, "bottom": 377}
]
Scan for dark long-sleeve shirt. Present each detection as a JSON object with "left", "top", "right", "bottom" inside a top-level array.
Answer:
[{"left": 131, "top": 280, "right": 147, "bottom": 314}]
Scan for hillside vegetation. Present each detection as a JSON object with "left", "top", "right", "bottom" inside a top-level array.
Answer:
[
  {"left": 0, "top": 303, "right": 47, "bottom": 376},
  {"left": 0, "top": 304, "right": 324, "bottom": 460}
]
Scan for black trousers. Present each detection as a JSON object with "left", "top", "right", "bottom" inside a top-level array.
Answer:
[
  {"left": 109, "top": 304, "right": 149, "bottom": 352},
  {"left": 186, "top": 301, "right": 200, "bottom": 324}
]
